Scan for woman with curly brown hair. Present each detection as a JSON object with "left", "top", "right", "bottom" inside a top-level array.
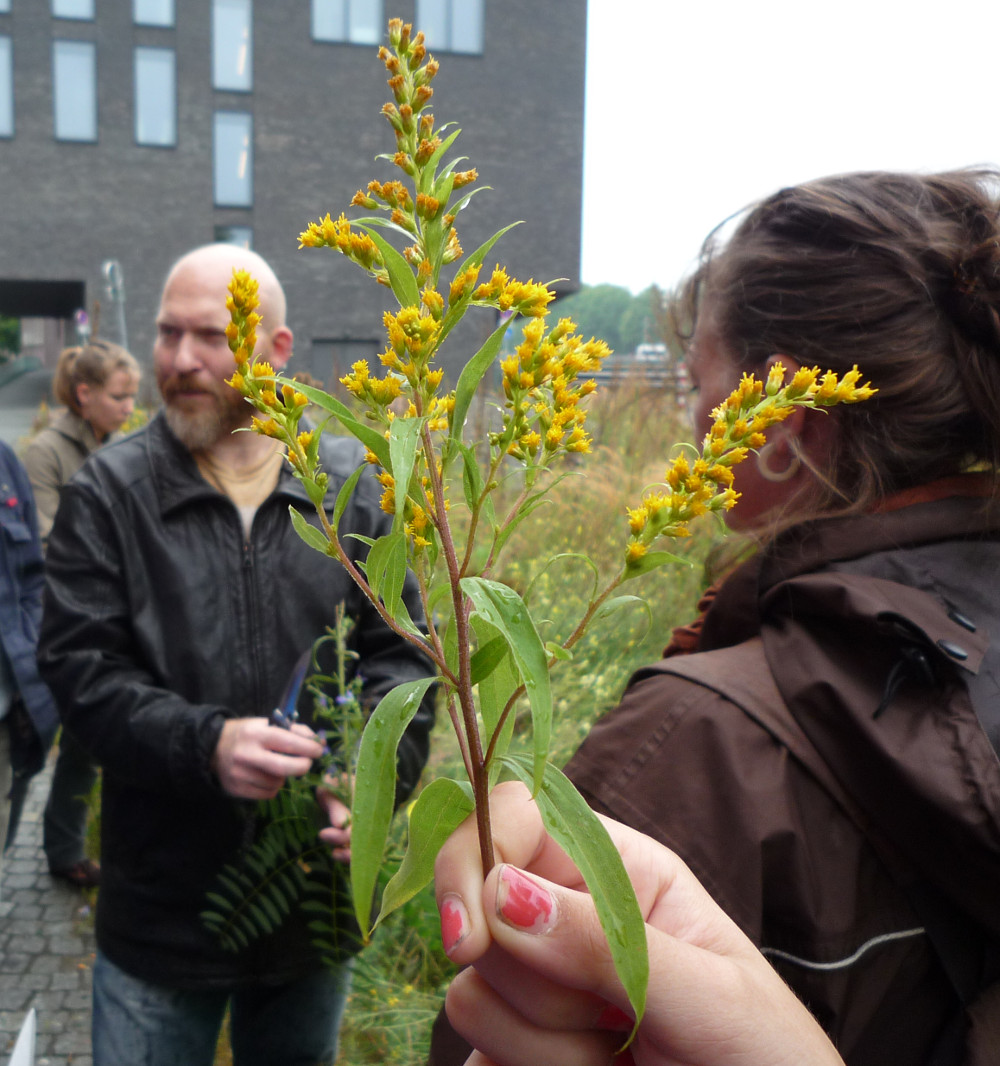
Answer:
[{"left": 431, "top": 170, "right": 1000, "bottom": 1066}]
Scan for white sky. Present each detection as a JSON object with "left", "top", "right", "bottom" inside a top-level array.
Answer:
[{"left": 581, "top": 0, "right": 1000, "bottom": 293}]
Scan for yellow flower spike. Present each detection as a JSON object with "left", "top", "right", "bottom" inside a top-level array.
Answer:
[
  {"left": 281, "top": 383, "right": 296, "bottom": 405},
  {"left": 297, "top": 430, "right": 314, "bottom": 450},
  {"left": 363, "top": 448, "right": 380, "bottom": 465},
  {"left": 226, "top": 372, "right": 245, "bottom": 392},
  {"left": 260, "top": 388, "right": 278, "bottom": 408},
  {"left": 426, "top": 367, "right": 445, "bottom": 390},
  {"left": 293, "top": 391, "right": 308, "bottom": 407}
]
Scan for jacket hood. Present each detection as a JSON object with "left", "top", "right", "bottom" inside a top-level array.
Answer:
[{"left": 702, "top": 496, "right": 1000, "bottom": 937}]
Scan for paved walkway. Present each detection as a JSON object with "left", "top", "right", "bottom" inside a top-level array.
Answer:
[{"left": 0, "top": 753, "right": 95, "bottom": 1066}]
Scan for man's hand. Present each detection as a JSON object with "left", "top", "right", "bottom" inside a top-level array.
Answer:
[
  {"left": 317, "top": 778, "right": 353, "bottom": 864},
  {"left": 211, "top": 718, "right": 323, "bottom": 800}
]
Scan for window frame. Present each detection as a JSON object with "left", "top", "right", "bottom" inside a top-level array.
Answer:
[
  {"left": 212, "top": 0, "right": 253, "bottom": 93},
  {"left": 52, "top": 38, "right": 97, "bottom": 143},
  {"left": 213, "top": 109, "right": 253, "bottom": 208},
  {"left": 133, "top": 0, "right": 175, "bottom": 28},
  {"left": 416, "top": 0, "right": 484, "bottom": 55},
  {"left": 52, "top": 0, "right": 95, "bottom": 20},
  {"left": 134, "top": 45, "right": 177, "bottom": 148},
  {"left": 310, "top": 0, "right": 384, "bottom": 45},
  {"left": 0, "top": 35, "right": 12, "bottom": 138}
]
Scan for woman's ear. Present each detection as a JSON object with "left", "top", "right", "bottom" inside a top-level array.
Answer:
[{"left": 75, "top": 382, "right": 92, "bottom": 414}]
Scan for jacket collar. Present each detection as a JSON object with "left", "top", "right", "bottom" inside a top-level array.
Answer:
[
  {"left": 701, "top": 485, "right": 1000, "bottom": 651},
  {"left": 145, "top": 410, "right": 318, "bottom": 518},
  {"left": 52, "top": 409, "right": 102, "bottom": 455}
]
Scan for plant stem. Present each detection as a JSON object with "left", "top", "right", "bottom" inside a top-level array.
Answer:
[{"left": 423, "top": 423, "right": 495, "bottom": 876}]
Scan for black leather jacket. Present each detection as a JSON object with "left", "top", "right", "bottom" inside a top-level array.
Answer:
[{"left": 38, "top": 412, "right": 436, "bottom": 988}]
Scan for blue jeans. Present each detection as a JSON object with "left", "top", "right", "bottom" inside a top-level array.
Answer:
[{"left": 92, "top": 950, "right": 352, "bottom": 1066}]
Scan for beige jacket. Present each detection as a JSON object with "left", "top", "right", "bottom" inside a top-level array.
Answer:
[{"left": 22, "top": 410, "right": 102, "bottom": 546}]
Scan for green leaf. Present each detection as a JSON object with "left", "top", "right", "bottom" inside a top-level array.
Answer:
[
  {"left": 458, "top": 441, "right": 485, "bottom": 512},
  {"left": 501, "top": 755, "right": 648, "bottom": 1043},
  {"left": 361, "top": 532, "right": 416, "bottom": 633},
  {"left": 350, "top": 675, "right": 439, "bottom": 936},
  {"left": 471, "top": 616, "right": 520, "bottom": 779},
  {"left": 333, "top": 464, "right": 366, "bottom": 530},
  {"left": 289, "top": 506, "right": 333, "bottom": 556},
  {"left": 388, "top": 415, "right": 424, "bottom": 535},
  {"left": 462, "top": 577, "right": 550, "bottom": 792},
  {"left": 469, "top": 633, "right": 508, "bottom": 686},
  {"left": 356, "top": 225, "right": 420, "bottom": 308},
  {"left": 281, "top": 378, "right": 390, "bottom": 468},
  {"left": 375, "top": 777, "right": 475, "bottom": 925},
  {"left": 622, "top": 549, "right": 692, "bottom": 582},
  {"left": 449, "top": 317, "right": 514, "bottom": 458}
]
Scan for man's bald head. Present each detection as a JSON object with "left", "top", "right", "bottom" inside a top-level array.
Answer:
[
  {"left": 163, "top": 243, "right": 288, "bottom": 335},
  {"left": 154, "top": 244, "right": 294, "bottom": 453}
]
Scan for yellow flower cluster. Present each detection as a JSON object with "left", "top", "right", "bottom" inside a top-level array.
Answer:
[
  {"left": 472, "top": 267, "right": 555, "bottom": 318},
  {"left": 298, "top": 213, "right": 386, "bottom": 283},
  {"left": 495, "top": 316, "right": 609, "bottom": 462},
  {"left": 223, "top": 270, "right": 324, "bottom": 491},
  {"left": 623, "top": 363, "right": 876, "bottom": 569}
]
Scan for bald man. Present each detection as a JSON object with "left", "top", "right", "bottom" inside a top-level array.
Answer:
[{"left": 38, "top": 245, "right": 436, "bottom": 1065}]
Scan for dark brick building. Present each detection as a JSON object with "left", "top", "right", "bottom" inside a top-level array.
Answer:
[{"left": 0, "top": 0, "right": 586, "bottom": 392}]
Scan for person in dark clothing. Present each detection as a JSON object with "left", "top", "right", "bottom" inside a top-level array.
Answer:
[
  {"left": 0, "top": 441, "right": 59, "bottom": 879},
  {"left": 430, "top": 170, "right": 1000, "bottom": 1066},
  {"left": 38, "top": 244, "right": 436, "bottom": 1066}
]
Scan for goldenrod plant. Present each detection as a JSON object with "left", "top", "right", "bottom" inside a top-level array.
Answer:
[{"left": 223, "top": 18, "right": 875, "bottom": 1037}]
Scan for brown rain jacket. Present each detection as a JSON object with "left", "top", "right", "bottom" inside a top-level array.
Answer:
[{"left": 566, "top": 491, "right": 1000, "bottom": 1066}]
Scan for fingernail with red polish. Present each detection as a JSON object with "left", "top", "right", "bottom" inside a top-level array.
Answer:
[
  {"left": 439, "top": 894, "right": 469, "bottom": 955},
  {"left": 496, "top": 864, "right": 556, "bottom": 934}
]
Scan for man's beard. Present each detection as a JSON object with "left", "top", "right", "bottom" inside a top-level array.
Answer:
[{"left": 162, "top": 377, "right": 249, "bottom": 452}]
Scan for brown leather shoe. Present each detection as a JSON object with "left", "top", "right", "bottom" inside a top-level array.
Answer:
[{"left": 50, "top": 858, "right": 101, "bottom": 888}]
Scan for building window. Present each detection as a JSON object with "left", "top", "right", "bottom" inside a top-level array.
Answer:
[
  {"left": 416, "top": 0, "right": 483, "bottom": 54},
  {"left": 52, "top": 0, "right": 94, "bottom": 18},
  {"left": 0, "top": 37, "right": 11, "bottom": 138},
  {"left": 53, "top": 40, "right": 96, "bottom": 142},
  {"left": 134, "top": 47, "right": 175, "bottom": 146},
  {"left": 311, "top": 0, "right": 382, "bottom": 45},
  {"left": 214, "top": 111, "right": 252, "bottom": 206},
  {"left": 214, "top": 225, "right": 253, "bottom": 249},
  {"left": 212, "top": 0, "right": 252, "bottom": 92},
  {"left": 133, "top": 0, "right": 175, "bottom": 26}
]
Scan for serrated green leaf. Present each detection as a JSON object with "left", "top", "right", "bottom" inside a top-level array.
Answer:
[
  {"left": 462, "top": 577, "right": 550, "bottom": 792},
  {"left": 501, "top": 755, "right": 648, "bottom": 1043},
  {"left": 376, "top": 778, "right": 475, "bottom": 925},
  {"left": 356, "top": 224, "right": 420, "bottom": 308},
  {"left": 350, "top": 675, "right": 439, "bottom": 936}
]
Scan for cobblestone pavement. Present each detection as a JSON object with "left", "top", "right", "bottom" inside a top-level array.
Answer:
[{"left": 0, "top": 753, "right": 95, "bottom": 1066}]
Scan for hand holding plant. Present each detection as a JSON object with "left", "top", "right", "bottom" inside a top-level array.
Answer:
[{"left": 221, "top": 18, "right": 876, "bottom": 1036}]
